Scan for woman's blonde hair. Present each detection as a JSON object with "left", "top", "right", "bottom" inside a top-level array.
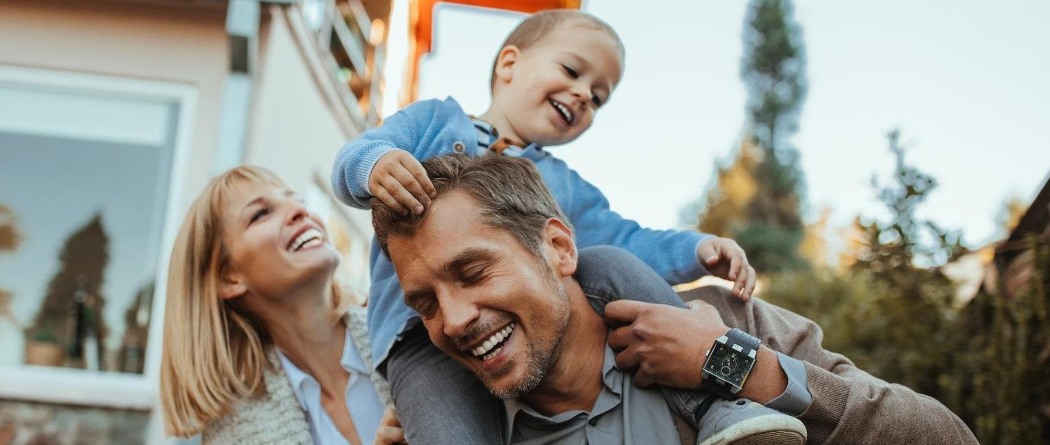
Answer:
[{"left": 159, "top": 165, "right": 349, "bottom": 437}]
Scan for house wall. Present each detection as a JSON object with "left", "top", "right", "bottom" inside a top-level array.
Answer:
[
  {"left": 0, "top": 1, "right": 228, "bottom": 443},
  {"left": 0, "top": 0, "right": 228, "bottom": 216},
  {"left": 249, "top": 5, "right": 375, "bottom": 295},
  {"left": 0, "top": 2, "right": 380, "bottom": 442}
]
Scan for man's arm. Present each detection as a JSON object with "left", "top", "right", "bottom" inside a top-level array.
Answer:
[
  {"left": 689, "top": 286, "right": 977, "bottom": 444},
  {"left": 607, "top": 286, "right": 978, "bottom": 444}
]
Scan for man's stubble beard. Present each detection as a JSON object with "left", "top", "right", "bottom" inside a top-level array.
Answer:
[{"left": 486, "top": 265, "right": 571, "bottom": 400}]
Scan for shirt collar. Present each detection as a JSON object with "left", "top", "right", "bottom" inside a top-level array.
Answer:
[
  {"left": 501, "top": 346, "right": 624, "bottom": 443},
  {"left": 276, "top": 323, "right": 368, "bottom": 411},
  {"left": 471, "top": 117, "right": 543, "bottom": 157}
]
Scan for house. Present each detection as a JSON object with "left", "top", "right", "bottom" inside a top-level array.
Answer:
[
  {"left": 0, "top": 0, "right": 580, "bottom": 442},
  {"left": 995, "top": 174, "right": 1050, "bottom": 296},
  {"left": 0, "top": 0, "right": 390, "bottom": 441}
]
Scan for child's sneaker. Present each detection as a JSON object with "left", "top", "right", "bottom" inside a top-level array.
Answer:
[{"left": 696, "top": 398, "right": 806, "bottom": 445}]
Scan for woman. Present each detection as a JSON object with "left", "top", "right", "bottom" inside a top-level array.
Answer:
[{"left": 159, "top": 166, "right": 404, "bottom": 444}]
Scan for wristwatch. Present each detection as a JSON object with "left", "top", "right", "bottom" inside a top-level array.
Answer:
[{"left": 701, "top": 328, "right": 761, "bottom": 398}]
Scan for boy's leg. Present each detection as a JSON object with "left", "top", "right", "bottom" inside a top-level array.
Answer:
[
  {"left": 575, "top": 245, "right": 688, "bottom": 315},
  {"left": 576, "top": 246, "right": 806, "bottom": 444},
  {"left": 384, "top": 324, "right": 503, "bottom": 444}
]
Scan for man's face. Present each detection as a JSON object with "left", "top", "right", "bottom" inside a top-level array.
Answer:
[{"left": 387, "top": 191, "right": 573, "bottom": 399}]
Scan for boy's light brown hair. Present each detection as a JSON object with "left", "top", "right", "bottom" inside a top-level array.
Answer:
[{"left": 489, "top": 9, "right": 625, "bottom": 89}]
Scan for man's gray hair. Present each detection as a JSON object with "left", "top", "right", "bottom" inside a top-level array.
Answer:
[{"left": 371, "top": 154, "right": 571, "bottom": 259}]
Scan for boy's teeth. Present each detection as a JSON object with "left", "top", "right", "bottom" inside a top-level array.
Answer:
[
  {"left": 550, "top": 100, "right": 572, "bottom": 123},
  {"left": 472, "top": 323, "right": 515, "bottom": 358}
]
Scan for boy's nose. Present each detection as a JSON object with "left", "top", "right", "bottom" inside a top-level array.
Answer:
[{"left": 569, "top": 84, "right": 591, "bottom": 109}]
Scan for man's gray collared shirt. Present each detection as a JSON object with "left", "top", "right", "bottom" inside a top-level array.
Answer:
[{"left": 502, "top": 346, "right": 682, "bottom": 444}]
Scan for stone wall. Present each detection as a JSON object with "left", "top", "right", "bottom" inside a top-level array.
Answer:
[{"left": 0, "top": 399, "right": 148, "bottom": 445}]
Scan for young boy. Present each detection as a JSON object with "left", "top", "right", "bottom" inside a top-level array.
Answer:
[{"left": 332, "top": 9, "right": 804, "bottom": 444}]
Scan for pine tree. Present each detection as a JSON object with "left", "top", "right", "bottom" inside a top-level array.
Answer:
[
  {"left": 26, "top": 213, "right": 110, "bottom": 369},
  {"left": 696, "top": 0, "right": 809, "bottom": 272}
]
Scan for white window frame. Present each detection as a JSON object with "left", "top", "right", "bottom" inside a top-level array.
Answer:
[{"left": 0, "top": 65, "right": 195, "bottom": 410}]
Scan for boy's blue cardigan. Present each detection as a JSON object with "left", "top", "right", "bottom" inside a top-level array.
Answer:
[{"left": 332, "top": 97, "right": 709, "bottom": 367}]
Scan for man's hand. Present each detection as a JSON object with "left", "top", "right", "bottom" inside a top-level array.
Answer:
[
  {"left": 697, "top": 237, "right": 756, "bottom": 300},
  {"left": 369, "top": 149, "right": 437, "bottom": 215},
  {"left": 373, "top": 406, "right": 407, "bottom": 445},
  {"left": 605, "top": 299, "right": 729, "bottom": 389}
]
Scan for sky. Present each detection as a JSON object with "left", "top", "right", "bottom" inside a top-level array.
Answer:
[{"left": 406, "top": 0, "right": 1050, "bottom": 252}]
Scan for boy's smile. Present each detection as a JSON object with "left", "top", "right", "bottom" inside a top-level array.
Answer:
[{"left": 483, "top": 20, "right": 624, "bottom": 147}]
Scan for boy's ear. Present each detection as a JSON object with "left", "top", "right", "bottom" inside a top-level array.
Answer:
[
  {"left": 493, "top": 45, "right": 521, "bottom": 85},
  {"left": 544, "top": 217, "right": 577, "bottom": 277},
  {"left": 218, "top": 265, "right": 247, "bottom": 300}
]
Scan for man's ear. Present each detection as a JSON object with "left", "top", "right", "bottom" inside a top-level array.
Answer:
[
  {"left": 493, "top": 45, "right": 521, "bottom": 85},
  {"left": 218, "top": 265, "right": 247, "bottom": 300},
  {"left": 544, "top": 217, "right": 577, "bottom": 277}
]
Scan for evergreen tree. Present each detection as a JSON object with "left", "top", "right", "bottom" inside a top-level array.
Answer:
[
  {"left": 695, "top": 0, "right": 809, "bottom": 272},
  {"left": 764, "top": 130, "right": 965, "bottom": 392},
  {"left": 26, "top": 213, "right": 110, "bottom": 369},
  {"left": 845, "top": 130, "right": 966, "bottom": 394}
]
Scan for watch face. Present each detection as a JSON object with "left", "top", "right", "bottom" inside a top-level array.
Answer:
[{"left": 704, "top": 342, "right": 755, "bottom": 385}]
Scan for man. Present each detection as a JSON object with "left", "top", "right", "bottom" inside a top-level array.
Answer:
[{"left": 371, "top": 154, "right": 978, "bottom": 444}]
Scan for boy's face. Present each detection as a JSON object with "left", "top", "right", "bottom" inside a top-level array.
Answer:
[{"left": 492, "top": 21, "right": 623, "bottom": 147}]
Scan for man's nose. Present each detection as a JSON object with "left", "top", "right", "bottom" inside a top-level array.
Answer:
[{"left": 439, "top": 290, "right": 479, "bottom": 341}]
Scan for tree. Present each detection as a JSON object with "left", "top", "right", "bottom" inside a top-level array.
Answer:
[
  {"left": 693, "top": 0, "right": 809, "bottom": 272},
  {"left": 764, "top": 130, "right": 965, "bottom": 392},
  {"left": 843, "top": 130, "right": 965, "bottom": 393},
  {"left": 956, "top": 236, "right": 1050, "bottom": 444},
  {"left": 26, "top": 213, "right": 111, "bottom": 369},
  {"left": 0, "top": 204, "right": 22, "bottom": 324}
]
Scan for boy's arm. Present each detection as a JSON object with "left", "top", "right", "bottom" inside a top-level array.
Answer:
[
  {"left": 554, "top": 163, "right": 711, "bottom": 285},
  {"left": 331, "top": 100, "right": 446, "bottom": 209}
]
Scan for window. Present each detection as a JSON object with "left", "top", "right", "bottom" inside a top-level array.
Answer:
[{"left": 0, "top": 66, "right": 194, "bottom": 408}]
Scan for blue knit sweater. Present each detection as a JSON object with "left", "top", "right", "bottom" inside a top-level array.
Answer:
[{"left": 331, "top": 97, "right": 710, "bottom": 366}]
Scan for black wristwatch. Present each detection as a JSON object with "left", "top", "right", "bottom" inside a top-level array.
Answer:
[{"left": 701, "top": 328, "right": 761, "bottom": 398}]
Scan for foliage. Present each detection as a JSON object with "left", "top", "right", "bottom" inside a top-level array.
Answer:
[
  {"left": 954, "top": 237, "right": 1050, "bottom": 444},
  {"left": 0, "top": 204, "right": 22, "bottom": 323},
  {"left": 762, "top": 130, "right": 1050, "bottom": 443},
  {"left": 0, "top": 204, "right": 21, "bottom": 252},
  {"left": 693, "top": 0, "right": 809, "bottom": 272}
]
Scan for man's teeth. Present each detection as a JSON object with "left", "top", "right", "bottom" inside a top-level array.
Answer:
[
  {"left": 291, "top": 228, "right": 323, "bottom": 251},
  {"left": 472, "top": 323, "right": 515, "bottom": 359},
  {"left": 550, "top": 100, "right": 573, "bottom": 124}
]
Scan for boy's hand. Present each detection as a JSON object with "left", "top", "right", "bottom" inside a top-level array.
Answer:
[
  {"left": 696, "top": 237, "right": 756, "bottom": 301},
  {"left": 369, "top": 149, "right": 437, "bottom": 215}
]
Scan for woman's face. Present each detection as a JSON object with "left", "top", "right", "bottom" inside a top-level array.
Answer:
[{"left": 219, "top": 180, "right": 339, "bottom": 301}]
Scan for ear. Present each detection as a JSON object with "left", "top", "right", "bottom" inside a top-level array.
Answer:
[
  {"left": 543, "top": 217, "right": 578, "bottom": 277},
  {"left": 218, "top": 265, "right": 247, "bottom": 300},
  {"left": 492, "top": 45, "right": 521, "bottom": 86}
]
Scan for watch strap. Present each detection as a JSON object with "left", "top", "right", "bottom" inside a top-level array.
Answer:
[
  {"left": 725, "top": 328, "right": 761, "bottom": 354},
  {"left": 702, "top": 328, "right": 761, "bottom": 397}
]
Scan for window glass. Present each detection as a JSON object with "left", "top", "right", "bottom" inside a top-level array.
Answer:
[{"left": 0, "top": 82, "right": 176, "bottom": 374}]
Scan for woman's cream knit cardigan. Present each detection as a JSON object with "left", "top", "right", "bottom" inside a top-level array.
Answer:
[{"left": 202, "top": 306, "right": 392, "bottom": 444}]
